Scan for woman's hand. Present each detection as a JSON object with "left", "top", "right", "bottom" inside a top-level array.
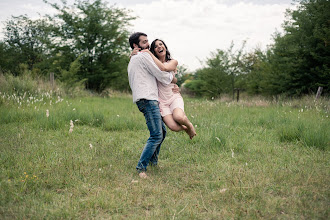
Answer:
[
  {"left": 129, "top": 47, "right": 141, "bottom": 59},
  {"left": 141, "top": 49, "right": 151, "bottom": 54}
]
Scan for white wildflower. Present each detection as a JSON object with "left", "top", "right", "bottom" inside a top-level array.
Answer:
[
  {"left": 117, "top": 115, "right": 120, "bottom": 117},
  {"left": 231, "top": 149, "right": 235, "bottom": 158},
  {"left": 220, "top": 188, "right": 227, "bottom": 193},
  {"left": 89, "top": 143, "right": 93, "bottom": 149},
  {"left": 73, "top": 108, "right": 76, "bottom": 111},
  {"left": 69, "top": 120, "right": 74, "bottom": 133},
  {"left": 46, "top": 109, "right": 49, "bottom": 118}
]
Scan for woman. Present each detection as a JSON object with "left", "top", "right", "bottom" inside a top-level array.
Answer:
[{"left": 141, "top": 39, "right": 196, "bottom": 139}]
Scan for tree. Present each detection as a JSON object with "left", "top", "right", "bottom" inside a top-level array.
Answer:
[
  {"left": 1, "top": 16, "right": 50, "bottom": 75},
  {"left": 185, "top": 41, "right": 246, "bottom": 98},
  {"left": 176, "top": 64, "right": 190, "bottom": 87},
  {"left": 241, "top": 48, "right": 271, "bottom": 95},
  {"left": 267, "top": 0, "right": 330, "bottom": 96},
  {"left": 44, "top": 0, "right": 135, "bottom": 91}
]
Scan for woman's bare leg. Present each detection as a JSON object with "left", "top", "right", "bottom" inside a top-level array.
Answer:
[
  {"left": 172, "top": 108, "right": 196, "bottom": 139},
  {"left": 163, "top": 115, "right": 186, "bottom": 132}
]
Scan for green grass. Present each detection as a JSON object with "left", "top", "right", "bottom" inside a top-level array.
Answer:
[{"left": 0, "top": 93, "right": 329, "bottom": 219}]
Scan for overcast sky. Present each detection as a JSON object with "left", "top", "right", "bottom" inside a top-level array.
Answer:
[{"left": 0, "top": 0, "right": 296, "bottom": 71}]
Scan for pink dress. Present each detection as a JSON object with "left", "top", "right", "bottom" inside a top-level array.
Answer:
[{"left": 157, "top": 72, "right": 184, "bottom": 117}]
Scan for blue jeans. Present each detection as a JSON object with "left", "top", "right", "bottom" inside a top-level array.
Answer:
[{"left": 136, "top": 99, "right": 166, "bottom": 172}]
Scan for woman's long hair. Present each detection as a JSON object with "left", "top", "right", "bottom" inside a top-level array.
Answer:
[{"left": 150, "top": 39, "right": 172, "bottom": 62}]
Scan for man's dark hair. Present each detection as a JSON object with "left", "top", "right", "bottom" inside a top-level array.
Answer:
[{"left": 129, "top": 32, "right": 147, "bottom": 49}]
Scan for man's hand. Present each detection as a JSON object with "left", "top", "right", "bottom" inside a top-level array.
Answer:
[
  {"left": 172, "top": 84, "right": 180, "bottom": 94},
  {"left": 171, "top": 75, "right": 177, "bottom": 84}
]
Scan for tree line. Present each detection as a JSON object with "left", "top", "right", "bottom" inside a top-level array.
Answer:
[
  {"left": 0, "top": 0, "right": 328, "bottom": 97},
  {"left": 185, "top": 0, "right": 329, "bottom": 98},
  {"left": 0, "top": 0, "right": 134, "bottom": 92}
]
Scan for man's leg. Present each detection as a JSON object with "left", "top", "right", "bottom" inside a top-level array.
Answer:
[
  {"left": 136, "top": 100, "right": 164, "bottom": 172},
  {"left": 150, "top": 120, "right": 166, "bottom": 166}
]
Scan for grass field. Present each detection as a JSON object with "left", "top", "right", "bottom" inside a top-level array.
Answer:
[{"left": 0, "top": 89, "right": 329, "bottom": 219}]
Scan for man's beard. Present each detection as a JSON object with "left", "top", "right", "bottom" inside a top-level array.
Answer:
[{"left": 139, "top": 45, "right": 150, "bottom": 50}]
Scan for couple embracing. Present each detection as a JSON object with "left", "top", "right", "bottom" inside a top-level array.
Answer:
[{"left": 128, "top": 32, "right": 196, "bottom": 178}]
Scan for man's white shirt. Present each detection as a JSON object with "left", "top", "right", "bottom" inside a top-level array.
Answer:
[{"left": 128, "top": 52, "right": 173, "bottom": 103}]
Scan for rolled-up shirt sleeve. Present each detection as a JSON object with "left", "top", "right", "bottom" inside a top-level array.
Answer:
[{"left": 141, "top": 53, "right": 173, "bottom": 85}]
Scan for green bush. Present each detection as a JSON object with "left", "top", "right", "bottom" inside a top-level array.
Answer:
[{"left": 0, "top": 71, "right": 38, "bottom": 95}]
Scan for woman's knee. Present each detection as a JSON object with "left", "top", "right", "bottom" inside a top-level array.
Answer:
[{"left": 173, "top": 114, "right": 185, "bottom": 124}]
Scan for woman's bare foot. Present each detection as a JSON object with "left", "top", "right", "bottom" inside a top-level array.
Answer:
[
  {"left": 186, "top": 123, "right": 196, "bottom": 139},
  {"left": 139, "top": 172, "right": 148, "bottom": 179}
]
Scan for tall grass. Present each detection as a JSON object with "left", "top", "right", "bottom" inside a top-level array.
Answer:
[{"left": 0, "top": 75, "right": 329, "bottom": 219}]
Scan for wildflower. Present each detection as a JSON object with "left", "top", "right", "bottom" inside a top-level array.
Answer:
[
  {"left": 231, "top": 149, "right": 235, "bottom": 158},
  {"left": 117, "top": 115, "right": 120, "bottom": 117},
  {"left": 215, "top": 137, "right": 221, "bottom": 142},
  {"left": 220, "top": 188, "right": 227, "bottom": 193},
  {"left": 73, "top": 108, "right": 76, "bottom": 111},
  {"left": 69, "top": 120, "right": 74, "bottom": 133},
  {"left": 89, "top": 143, "right": 93, "bottom": 149},
  {"left": 46, "top": 109, "right": 49, "bottom": 118}
]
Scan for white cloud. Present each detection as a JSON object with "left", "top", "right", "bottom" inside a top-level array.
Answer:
[
  {"left": 126, "top": 0, "right": 294, "bottom": 71},
  {"left": 0, "top": 0, "right": 295, "bottom": 72}
]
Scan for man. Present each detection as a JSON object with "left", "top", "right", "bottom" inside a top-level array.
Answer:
[{"left": 128, "top": 32, "right": 177, "bottom": 178}]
